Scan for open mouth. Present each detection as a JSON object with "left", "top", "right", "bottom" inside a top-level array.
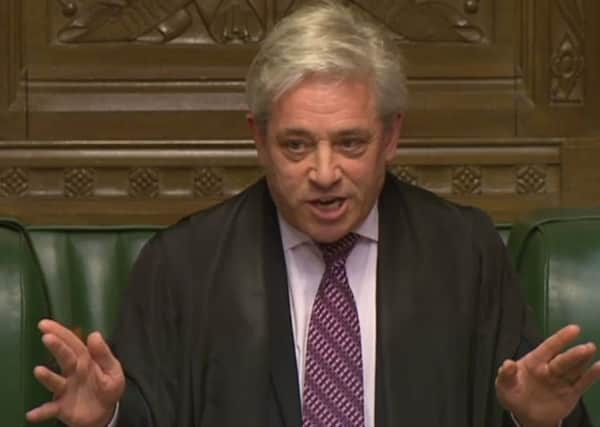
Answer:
[
  {"left": 308, "top": 197, "right": 347, "bottom": 220},
  {"left": 313, "top": 197, "right": 344, "bottom": 210}
]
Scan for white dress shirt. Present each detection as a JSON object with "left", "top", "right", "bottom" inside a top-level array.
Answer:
[{"left": 278, "top": 206, "right": 378, "bottom": 427}]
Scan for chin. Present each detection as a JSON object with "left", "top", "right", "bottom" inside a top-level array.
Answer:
[{"left": 308, "top": 225, "right": 351, "bottom": 244}]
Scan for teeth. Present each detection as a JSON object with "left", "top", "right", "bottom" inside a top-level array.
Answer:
[
  {"left": 314, "top": 198, "right": 343, "bottom": 210},
  {"left": 319, "top": 198, "right": 336, "bottom": 204}
]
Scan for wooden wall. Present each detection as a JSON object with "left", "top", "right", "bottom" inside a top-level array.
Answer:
[{"left": 1, "top": 0, "right": 599, "bottom": 224}]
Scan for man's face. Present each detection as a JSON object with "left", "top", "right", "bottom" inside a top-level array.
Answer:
[{"left": 249, "top": 75, "right": 402, "bottom": 243}]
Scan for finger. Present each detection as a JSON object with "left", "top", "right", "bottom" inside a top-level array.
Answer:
[
  {"left": 33, "top": 366, "right": 67, "bottom": 394},
  {"left": 548, "top": 342, "right": 597, "bottom": 382},
  {"left": 39, "top": 319, "right": 87, "bottom": 356},
  {"left": 495, "top": 359, "right": 518, "bottom": 391},
  {"left": 574, "top": 360, "right": 600, "bottom": 395},
  {"left": 42, "top": 333, "right": 78, "bottom": 375},
  {"left": 87, "top": 332, "right": 121, "bottom": 376},
  {"left": 529, "top": 324, "right": 581, "bottom": 363},
  {"left": 25, "top": 401, "right": 60, "bottom": 423}
]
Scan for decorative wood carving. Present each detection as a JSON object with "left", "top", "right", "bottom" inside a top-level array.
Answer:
[
  {"left": 0, "top": 168, "right": 29, "bottom": 197},
  {"left": 516, "top": 165, "right": 546, "bottom": 194},
  {"left": 64, "top": 168, "right": 96, "bottom": 198},
  {"left": 390, "top": 165, "right": 418, "bottom": 186},
  {"left": 206, "top": 0, "right": 266, "bottom": 44},
  {"left": 0, "top": 141, "right": 563, "bottom": 224},
  {"left": 517, "top": 0, "right": 598, "bottom": 136},
  {"left": 464, "top": 0, "right": 480, "bottom": 14},
  {"left": 194, "top": 168, "right": 224, "bottom": 197},
  {"left": 54, "top": 0, "right": 485, "bottom": 44},
  {"left": 551, "top": 0, "right": 585, "bottom": 104},
  {"left": 129, "top": 168, "right": 159, "bottom": 198},
  {"left": 389, "top": 162, "right": 558, "bottom": 198},
  {"left": 0, "top": 161, "right": 561, "bottom": 205},
  {"left": 55, "top": 0, "right": 266, "bottom": 44},
  {"left": 452, "top": 166, "right": 482, "bottom": 195},
  {"left": 57, "top": 1, "right": 77, "bottom": 17},
  {"left": 351, "top": 0, "right": 486, "bottom": 43},
  {"left": 0, "top": 163, "right": 562, "bottom": 199}
]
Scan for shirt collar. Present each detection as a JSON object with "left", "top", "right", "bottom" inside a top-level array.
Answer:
[{"left": 278, "top": 203, "right": 379, "bottom": 251}]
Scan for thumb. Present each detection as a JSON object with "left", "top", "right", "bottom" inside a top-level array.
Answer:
[
  {"left": 495, "top": 359, "right": 519, "bottom": 392},
  {"left": 87, "top": 331, "right": 121, "bottom": 376}
]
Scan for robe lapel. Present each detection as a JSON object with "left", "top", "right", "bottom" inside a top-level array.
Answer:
[
  {"left": 198, "top": 181, "right": 300, "bottom": 426},
  {"left": 375, "top": 174, "right": 480, "bottom": 427},
  {"left": 375, "top": 175, "right": 423, "bottom": 427},
  {"left": 261, "top": 188, "right": 303, "bottom": 427}
]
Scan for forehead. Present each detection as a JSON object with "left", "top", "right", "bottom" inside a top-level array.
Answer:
[{"left": 269, "top": 75, "right": 379, "bottom": 133}]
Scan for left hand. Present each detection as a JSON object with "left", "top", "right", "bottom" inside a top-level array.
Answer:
[{"left": 496, "top": 324, "right": 600, "bottom": 427}]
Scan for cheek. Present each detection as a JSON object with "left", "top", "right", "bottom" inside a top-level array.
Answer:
[
  {"left": 346, "top": 156, "right": 385, "bottom": 185},
  {"left": 267, "top": 161, "right": 307, "bottom": 200}
]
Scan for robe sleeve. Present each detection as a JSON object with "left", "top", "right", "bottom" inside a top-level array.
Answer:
[{"left": 110, "top": 235, "right": 182, "bottom": 427}]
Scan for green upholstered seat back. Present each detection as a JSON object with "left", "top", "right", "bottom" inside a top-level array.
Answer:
[
  {"left": 0, "top": 220, "right": 53, "bottom": 427},
  {"left": 26, "top": 226, "right": 161, "bottom": 337},
  {"left": 22, "top": 223, "right": 513, "bottom": 335},
  {"left": 24, "top": 222, "right": 512, "bottom": 336},
  {"left": 508, "top": 209, "right": 600, "bottom": 425}
]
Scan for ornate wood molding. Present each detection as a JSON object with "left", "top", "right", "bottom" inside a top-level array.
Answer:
[
  {"left": 55, "top": 0, "right": 268, "bottom": 44},
  {"left": 352, "top": 0, "right": 488, "bottom": 43},
  {"left": 0, "top": 139, "right": 561, "bottom": 223},
  {"left": 517, "top": 0, "right": 599, "bottom": 136},
  {"left": 52, "top": 0, "right": 488, "bottom": 45},
  {"left": 550, "top": 0, "right": 585, "bottom": 104}
]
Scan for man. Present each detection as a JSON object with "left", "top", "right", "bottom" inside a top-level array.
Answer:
[{"left": 27, "top": 1, "right": 600, "bottom": 427}]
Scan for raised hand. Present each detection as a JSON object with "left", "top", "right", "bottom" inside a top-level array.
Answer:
[
  {"left": 26, "top": 319, "right": 125, "bottom": 427},
  {"left": 496, "top": 324, "right": 600, "bottom": 427}
]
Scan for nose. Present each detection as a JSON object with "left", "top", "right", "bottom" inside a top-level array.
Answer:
[{"left": 309, "top": 142, "right": 340, "bottom": 189}]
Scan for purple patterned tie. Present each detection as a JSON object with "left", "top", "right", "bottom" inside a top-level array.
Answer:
[{"left": 302, "top": 233, "right": 365, "bottom": 427}]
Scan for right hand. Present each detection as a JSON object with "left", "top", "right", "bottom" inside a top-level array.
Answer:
[{"left": 26, "top": 319, "right": 125, "bottom": 427}]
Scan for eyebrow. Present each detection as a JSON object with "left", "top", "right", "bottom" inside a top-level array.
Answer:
[
  {"left": 332, "top": 129, "right": 373, "bottom": 140},
  {"left": 275, "top": 127, "right": 373, "bottom": 141},
  {"left": 275, "top": 128, "right": 315, "bottom": 141}
]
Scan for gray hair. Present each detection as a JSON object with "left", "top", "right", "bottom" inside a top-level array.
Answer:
[{"left": 245, "top": 0, "right": 407, "bottom": 130}]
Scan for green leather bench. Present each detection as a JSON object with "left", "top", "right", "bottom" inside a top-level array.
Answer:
[
  {"left": 508, "top": 208, "right": 600, "bottom": 426},
  {"left": 26, "top": 226, "right": 160, "bottom": 337},
  {"left": 0, "top": 221, "right": 52, "bottom": 427},
  {"left": 1, "top": 213, "right": 598, "bottom": 426},
  {"left": 0, "top": 220, "right": 160, "bottom": 427}
]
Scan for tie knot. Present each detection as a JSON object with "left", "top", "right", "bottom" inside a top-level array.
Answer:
[{"left": 317, "top": 233, "right": 359, "bottom": 267}]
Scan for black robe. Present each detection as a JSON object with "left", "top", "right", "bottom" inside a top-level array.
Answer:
[{"left": 111, "top": 174, "right": 590, "bottom": 427}]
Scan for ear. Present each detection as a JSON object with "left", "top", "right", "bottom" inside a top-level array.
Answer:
[
  {"left": 383, "top": 113, "right": 403, "bottom": 164},
  {"left": 247, "top": 113, "right": 267, "bottom": 166}
]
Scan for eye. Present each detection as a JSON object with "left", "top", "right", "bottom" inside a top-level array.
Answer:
[
  {"left": 282, "top": 139, "right": 312, "bottom": 157},
  {"left": 336, "top": 138, "right": 368, "bottom": 155},
  {"left": 286, "top": 140, "right": 306, "bottom": 152}
]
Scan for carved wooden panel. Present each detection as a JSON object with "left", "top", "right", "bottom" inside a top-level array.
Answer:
[
  {"left": 0, "top": 0, "right": 26, "bottom": 140},
  {"left": 0, "top": 140, "right": 561, "bottom": 224},
  {"left": 53, "top": 0, "right": 268, "bottom": 45},
  {"left": 517, "top": 0, "right": 600, "bottom": 136},
  {"left": 23, "top": 0, "right": 517, "bottom": 139},
  {"left": 50, "top": 0, "right": 493, "bottom": 45}
]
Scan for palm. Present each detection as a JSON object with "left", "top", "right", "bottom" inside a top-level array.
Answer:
[
  {"left": 27, "top": 320, "right": 125, "bottom": 427},
  {"left": 55, "top": 357, "right": 122, "bottom": 426},
  {"left": 497, "top": 354, "right": 579, "bottom": 425}
]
